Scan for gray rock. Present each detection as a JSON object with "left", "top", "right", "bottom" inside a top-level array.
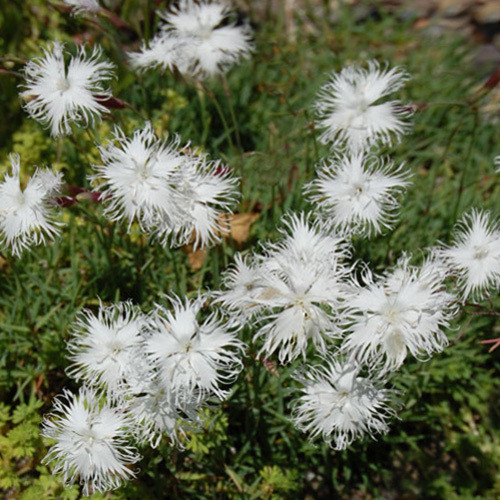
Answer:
[
  {"left": 474, "top": 1, "right": 500, "bottom": 24},
  {"left": 473, "top": 44, "right": 500, "bottom": 75},
  {"left": 438, "top": 0, "right": 474, "bottom": 18}
]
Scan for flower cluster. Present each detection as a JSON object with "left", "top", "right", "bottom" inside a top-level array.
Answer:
[
  {"left": 215, "top": 58, "right": 499, "bottom": 451},
  {"left": 129, "top": 0, "right": 253, "bottom": 79},
  {"left": 91, "top": 123, "right": 239, "bottom": 249},
  {"left": 217, "top": 207, "right": 461, "bottom": 448},
  {"left": 304, "top": 60, "right": 413, "bottom": 239},
  {"left": 43, "top": 298, "right": 245, "bottom": 494}
]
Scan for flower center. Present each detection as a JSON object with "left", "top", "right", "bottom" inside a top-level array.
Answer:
[
  {"left": 132, "top": 158, "right": 151, "bottom": 181},
  {"left": 107, "top": 340, "right": 124, "bottom": 360},
  {"left": 473, "top": 244, "right": 489, "bottom": 260},
  {"left": 56, "top": 77, "right": 70, "bottom": 92},
  {"left": 15, "top": 191, "right": 26, "bottom": 207},
  {"left": 383, "top": 305, "right": 400, "bottom": 325},
  {"left": 198, "top": 24, "right": 213, "bottom": 40},
  {"left": 350, "top": 182, "right": 365, "bottom": 198}
]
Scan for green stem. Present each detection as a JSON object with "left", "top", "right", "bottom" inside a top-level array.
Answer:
[
  {"left": 450, "top": 110, "right": 479, "bottom": 228},
  {"left": 195, "top": 82, "right": 210, "bottom": 145},
  {"left": 424, "top": 107, "right": 468, "bottom": 215},
  {"left": 201, "top": 82, "right": 235, "bottom": 153},
  {"left": 221, "top": 74, "right": 242, "bottom": 151}
]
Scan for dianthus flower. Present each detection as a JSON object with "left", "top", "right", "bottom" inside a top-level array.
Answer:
[
  {"left": 90, "top": 123, "right": 184, "bottom": 233},
  {"left": 66, "top": 301, "right": 148, "bottom": 396},
  {"left": 91, "top": 124, "right": 239, "bottom": 250},
  {"left": 127, "top": 378, "right": 202, "bottom": 448},
  {"left": 21, "top": 42, "right": 115, "bottom": 136},
  {"left": 0, "top": 154, "right": 63, "bottom": 256},
  {"left": 144, "top": 295, "right": 245, "bottom": 403},
  {"left": 41, "top": 387, "right": 140, "bottom": 496},
  {"left": 440, "top": 209, "right": 500, "bottom": 300},
  {"left": 218, "top": 214, "right": 351, "bottom": 363},
  {"left": 305, "top": 152, "right": 411, "bottom": 236},
  {"left": 316, "top": 60, "right": 411, "bottom": 152},
  {"left": 129, "top": 0, "right": 253, "bottom": 79},
  {"left": 163, "top": 154, "right": 239, "bottom": 249},
  {"left": 342, "top": 256, "right": 457, "bottom": 373},
  {"left": 292, "top": 359, "right": 398, "bottom": 450}
]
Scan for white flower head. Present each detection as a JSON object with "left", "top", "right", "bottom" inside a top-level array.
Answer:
[
  {"left": 292, "top": 359, "right": 398, "bottom": 450},
  {"left": 129, "top": 0, "right": 253, "bottom": 79},
  {"left": 164, "top": 156, "right": 240, "bottom": 250},
  {"left": 63, "top": 0, "right": 101, "bottom": 15},
  {"left": 127, "top": 378, "right": 202, "bottom": 448},
  {"left": 343, "top": 255, "right": 457, "bottom": 373},
  {"left": 66, "top": 301, "right": 148, "bottom": 396},
  {"left": 129, "top": 32, "right": 187, "bottom": 75},
  {"left": 316, "top": 60, "right": 411, "bottom": 152},
  {"left": 0, "top": 154, "right": 63, "bottom": 256},
  {"left": 441, "top": 209, "right": 500, "bottom": 300},
  {"left": 145, "top": 295, "right": 245, "bottom": 402},
  {"left": 214, "top": 253, "right": 265, "bottom": 323},
  {"left": 21, "top": 42, "right": 115, "bottom": 137},
  {"left": 271, "top": 212, "right": 350, "bottom": 265},
  {"left": 91, "top": 123, "right": 184, "bottom": 233},
  {"left": 41, "top": 387, "right": 140, "bottom": 496},
  {"left": 252, "top": 255, "right": 347, "bottom": 363},
  {"left": 218, "top": 213, "right": 351, "bottom": 363},
  {"left": 91, "top": 124, "right": 239, "bottom": 250},
  {"left": 305, "top": 152, "right": 411, "bottom": 236}
]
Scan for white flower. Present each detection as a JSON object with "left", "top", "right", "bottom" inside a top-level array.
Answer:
[
  {"left": 251, "top": 255, "right": 347, "bottom": 363},
  {"left": 292, "top": 359, "right": 398, "bottom": 450},
  {"left": 305, "top": 152, "right": 411, "bottom": 236},
  {"left": 342, "top": 256, "right": 457, "bottom": 373},
  {"left": 129, "top": 33, "right": 186, "bottom": 75},
  {"left": 21, "top": 42, "right": 115, "bottom": 136},
  {"left": 144, "top": 296, "right": 245, "bottom": 402},
  {"left": 270, "top": 212, "right": 349, "bottom": 265},
  {"left": 441, "top": 209, "right": 500, "bottom": 300},
  {"left": 41, "top": 387, "right": 140, "bottom": 496},
  {"left": 127, "top": 378, "right": 202, "bottom": 448},
  {"left": 0, "top": 154, "right": 63, "bottom": 256},
  {"left": 63, "top": 0, "right": 101, "bottom": 15},
  {"left": 91, "top": 123, "right": 184, "bottom": 233},
  {"left": 66, "top": 301, "right": 147, "bottom": 395},
  {"left": 218, "top": 214, "right": 351, "bottom": 363},
  {"left": 129, "top": 0, "right": 253, "bottom": 79},
  {"left": 91, "top": 124, "right": 239, "bottom": 250},
  {"left": 163, "top": 155, "right": 239, "bottom": 250},
  {"left": 316, "top": 60, "right": 411, "bottom": 152},
  {"left": 214, "top": 253, "right": 265, "bottom": 322}
]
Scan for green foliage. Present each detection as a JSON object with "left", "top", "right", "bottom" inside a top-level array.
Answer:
[
  {"left": 0, "top": 0, "right": 499, "bottom": 498},
  {"left": 0, "top": 396, "right": 76, "bottom": 498}
]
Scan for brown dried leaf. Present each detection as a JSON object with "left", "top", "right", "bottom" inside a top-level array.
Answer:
[
  {"left": 187, "top": 247, "right": 207, "bottom": 271},
  {"left": 227, "top": 212, "right": 260, "bottom": 244}
]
